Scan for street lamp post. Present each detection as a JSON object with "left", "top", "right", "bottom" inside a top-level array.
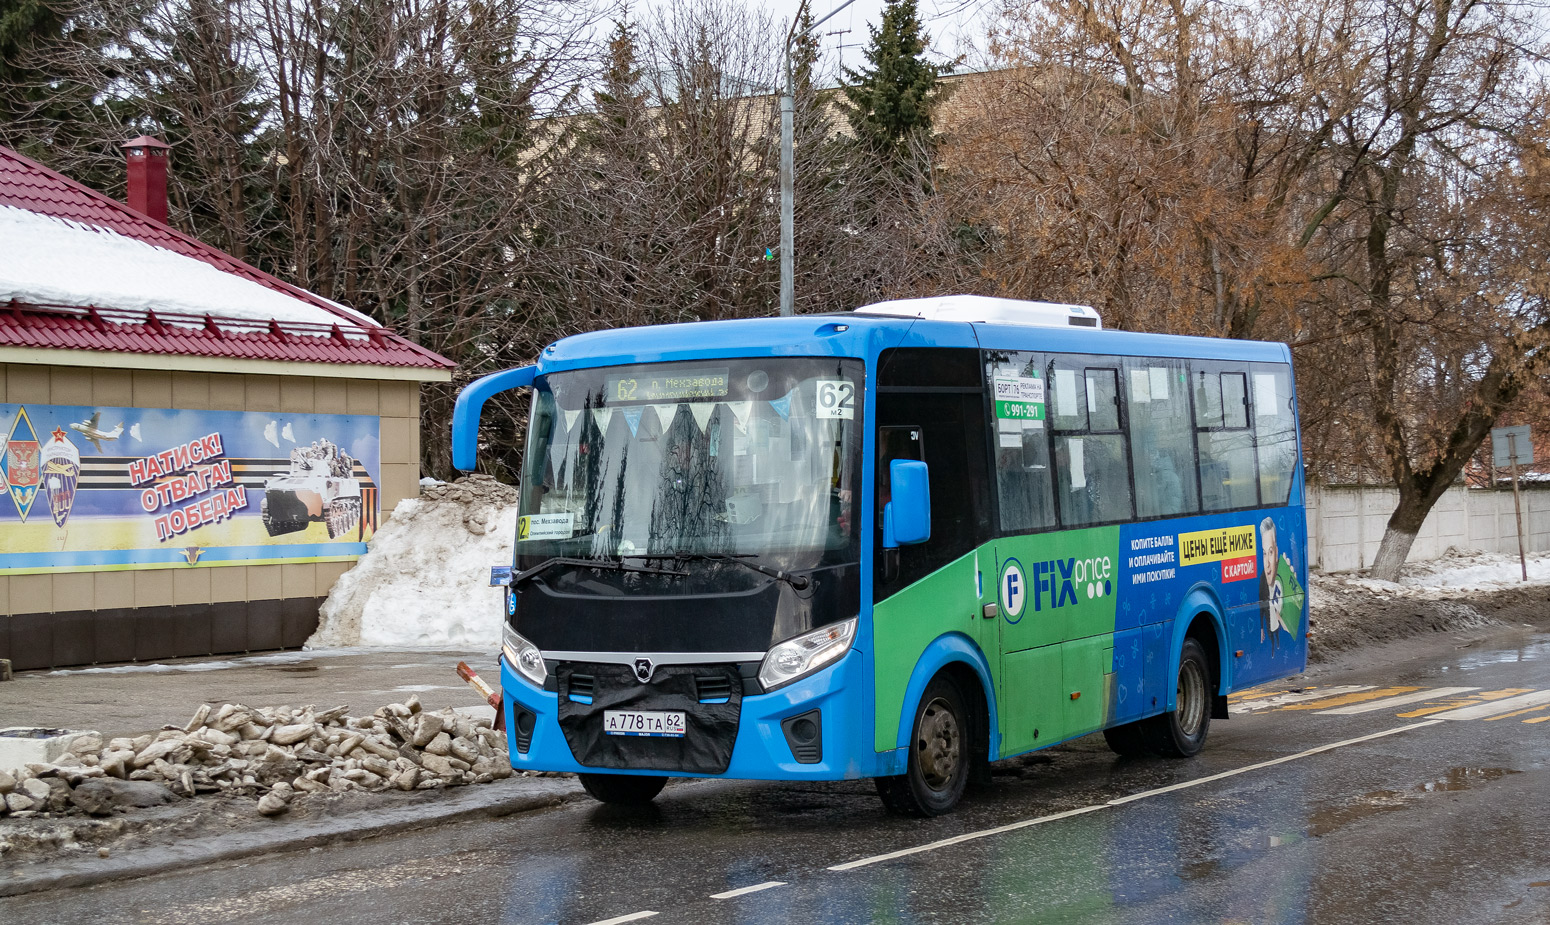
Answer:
[{"left": 780, "top": 0, "right": 859, "bottom": 317}]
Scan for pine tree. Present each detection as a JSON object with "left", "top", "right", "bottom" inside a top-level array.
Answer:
[{"left": 838, "top": 0, "right": 948, "bottom": 163}]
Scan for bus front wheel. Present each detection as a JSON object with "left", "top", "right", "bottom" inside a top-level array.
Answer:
[
  {"left": 1146, "top": 637, "right": 1213, "bottom": 758},
  {"left": 578, "top": 773, "right": 667, "bottom": 805},
  {"left": 877, "top": 673, "right": 970, "bottom": 816}
]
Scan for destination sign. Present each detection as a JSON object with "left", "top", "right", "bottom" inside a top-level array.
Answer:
[{"left": 605, "top": 367, "right": 730, "bottom": 402}]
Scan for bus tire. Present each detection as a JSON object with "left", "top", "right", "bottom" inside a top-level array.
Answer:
[
  {"left": 877, "top": 673, "right": 970, "bottom": 816},
  {"left": 1101, "top": 720, "right": 1151, "bottom": 758},
  {"left": 1145, "top": 637, "right": 1212, "bottom": 758},
  {"left": 578, "top": 773, "right": 667, "bottom": 805}
]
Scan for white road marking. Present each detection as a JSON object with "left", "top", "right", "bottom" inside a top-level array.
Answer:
[
  {"left": 710, "top": 881, "right": 787, "bottom": 899},
  {"left": 1429, "top": 689, "right": 1550, "bottom": 721},
  {"left": 828, "top": 721, "right": 1442, "bottom": 872},
  {"left": 584, "top": 912, "right": 658, "bottom": 925},
  {"left": 1315, "top": 687, "right": 1479, "bottom": 715},
  {"left": 827, "top": 805, "right": 1107, "bottom": 872},
  {"left": 1234, "top": 685, "right": 1376, "bottom": 713}
]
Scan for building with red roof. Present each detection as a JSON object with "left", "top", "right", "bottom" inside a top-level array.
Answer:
[{"left": 0, "top": 140, "right": 454, "bottom": 671}]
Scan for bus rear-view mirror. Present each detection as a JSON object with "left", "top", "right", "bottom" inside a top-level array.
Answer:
[{"left": 883, "top": 459, "right": 931, "bottom": 548}]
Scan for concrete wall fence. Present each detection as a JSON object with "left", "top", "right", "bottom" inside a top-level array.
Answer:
[{"left": 1308, "top": 485, "right": 1550, "bottom": 573}]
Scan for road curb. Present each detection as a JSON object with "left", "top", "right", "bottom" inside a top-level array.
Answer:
[{"left": 0, "top": 777, "right": 581, "bottom": 898}]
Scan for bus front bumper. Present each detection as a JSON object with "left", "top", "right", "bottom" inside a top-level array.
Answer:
[{"left": 499, "top": 648, "right": 884, "bottom": 781}]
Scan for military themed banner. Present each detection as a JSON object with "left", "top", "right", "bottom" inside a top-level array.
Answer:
[{"left": 0, "top": 403, "right": 379, "bottom": 574}]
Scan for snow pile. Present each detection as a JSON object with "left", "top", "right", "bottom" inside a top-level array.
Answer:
[
  {"left": 310, "top": 475, "right": 518, "bottom": 648},
  {"left": 0, "top": 204, "right": 352, "bottom": 329},
  {"left": 1320, "top": 550, "right": 1550, "bottom": 601}
]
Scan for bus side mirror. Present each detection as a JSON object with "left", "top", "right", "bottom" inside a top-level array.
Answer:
[
  {"left": 452, "top": 365, "right": 537, "bottom": 471},
  {"left": 882, "top": 459, "right": 931, "bottom": 548}
]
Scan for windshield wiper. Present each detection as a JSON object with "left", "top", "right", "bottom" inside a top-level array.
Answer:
[
  {"left": 629, "top": 553, "right": 811, "bottom": 591},
  {"left": 510, "top": 556, "right": 688, "bottom": 588}
]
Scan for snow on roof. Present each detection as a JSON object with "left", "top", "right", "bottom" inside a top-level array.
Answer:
[{"left": 0, "top": 204, "right": 350, "bottom": 330}]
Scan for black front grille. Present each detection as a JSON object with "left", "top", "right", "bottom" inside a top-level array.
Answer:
[
  {"left": 555, "top": 662, "right": 743, "bottom": 774},
  {"left": 695, "top": 674, "right": 733, "bottom": 703}
]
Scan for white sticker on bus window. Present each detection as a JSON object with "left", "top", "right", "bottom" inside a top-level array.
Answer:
[
  {"left": 562, "top": 409, "right": 581, "bottom": 434},
  {"left": 518, "top": 513, "right": 574, "bottom": 541},
  {"left": 1129, "top": 368, "right": 1151, "bottom": 404},
  {"left": 999, "top": 432, "right": 1022, "bottom": 448},
  {"left": 1086, "top": 378, "right": 1100, "bottom": 414},
  {"left": 815, "top": 380, "right": 855, "bottom": 419},
  {"left": 1254, "top": 373, "right": 1279, "bottom": 416},
  {"left": 1067, "top": 437, "right": 1086, "bottom": 488},
  {"left": 689, "top": 402, "right": 716, "bottom": 434},
  {"left": 1054, "top": 369, "right": 1077, "bottom": 417},
  {"left": 1149, "top": 366, "right": 1171, "bottom": 401},
  {"left": 591, "top": 407, "right": 613, "bottom": 434}
]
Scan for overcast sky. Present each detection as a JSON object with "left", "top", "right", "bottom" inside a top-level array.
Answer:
[{"left": 644, "top": 0, "right": 995, "bottom": 82}]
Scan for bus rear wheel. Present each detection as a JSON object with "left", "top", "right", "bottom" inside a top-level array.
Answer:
[
  {"left": 1144, "top": 637, "right": 1213, "bottom": 758},
  {"left": 578, "top": 773, "right": 667, "bottom": 805},
  {"left": 877, "top": 674, "right": 970, "bottom": 817}
]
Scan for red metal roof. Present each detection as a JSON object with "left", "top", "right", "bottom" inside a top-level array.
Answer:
[{"left": 0, "top": 144, "right": 452, "bottom": 371}]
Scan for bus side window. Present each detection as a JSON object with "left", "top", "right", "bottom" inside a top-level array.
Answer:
[
  {"left": 1195, "top": 364, "right": 1259, "bottom": 511},
  {"left": 1126, "top": 358, "right": 1198, "bottom": 518},
  {"left": 875, "top": 347, "right": 992, "bottom": 600},
  {"left": 877, "top": 425, "right": 924, "bottom": 515},
  {"left": 987, "top": 351, "right": 1055, "bottom": 533},
  {"left": 1050, "top": 358, "right": 1133, "bottom": 527},
  {"left": 1253, "top": 364, "right": 1298, "bottom": 506}
]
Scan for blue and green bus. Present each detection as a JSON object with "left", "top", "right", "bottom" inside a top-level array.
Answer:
[{"left": 452, "top": 295, "right": 1307, "bottom": 815}]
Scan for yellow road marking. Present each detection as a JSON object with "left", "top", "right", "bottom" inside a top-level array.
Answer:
[
  {"left": 1525, "top": 715, "right": 1550, "bottom": 724},
  {"left": 1282, "top": 687, "right": 1420, "bottom": 711},
  {"left": 1475, "top": 688, "right": 1534, "bottom": 700},
  {"left": 1229, "top": 683, "right": 1292, "bottom": 703},
  {"left": 1486, "top": 704, "right": 1550, "bottom": 722},
  {"left": 1397, "top": 688, "right": 1536, "bottom": 718},
  {"left": 1399, "top": 701, "right": 1486, "bottom": 718}
]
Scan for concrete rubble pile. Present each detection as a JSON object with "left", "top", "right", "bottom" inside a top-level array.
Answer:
[
  {"left": 419, "top": 472, "right": 519, "bottom": 536},
  {"left": 0, "top": 694, "right": 510, "bottom": 820}
]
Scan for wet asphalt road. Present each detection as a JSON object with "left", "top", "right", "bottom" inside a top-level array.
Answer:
[{"left": 5, "top": 633, "right": 1549, "bottom": 925}]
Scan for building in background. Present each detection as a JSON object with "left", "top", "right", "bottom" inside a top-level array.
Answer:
[{"left": 0, "top": 139, "right": 454, "bottom": 670}]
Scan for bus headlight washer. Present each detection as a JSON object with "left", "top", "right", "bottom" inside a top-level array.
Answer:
[{"left": 759, "top": 617, "right": 857, "bottom": 691}]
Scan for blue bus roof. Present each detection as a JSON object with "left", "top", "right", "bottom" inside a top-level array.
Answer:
[{"left": 536, "top": 314, "right": 1293, "bottom": 376}]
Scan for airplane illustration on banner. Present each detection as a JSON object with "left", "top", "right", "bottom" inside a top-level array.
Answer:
[{"left": 69, "top": 412, "right": 125, "bottom": 453}]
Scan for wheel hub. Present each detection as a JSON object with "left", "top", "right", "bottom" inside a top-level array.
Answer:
[
  {"left": 1177, "top": 658, "right": 1206, "bottom": 737},
  {"left": 917, "top": 697, "right": 961, "bottom": 790}
]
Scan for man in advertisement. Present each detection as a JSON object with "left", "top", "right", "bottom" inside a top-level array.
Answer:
[{"left": 1258, "top": 516, "right": 1304, "bottom": 653}]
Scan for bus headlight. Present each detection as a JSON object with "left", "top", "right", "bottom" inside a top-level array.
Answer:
[
  {"left": 758, "top": 618, "right": 857, "bottom": 692},
  {"left": 502, "top": 623, "right": 546, "bottom": 688}
]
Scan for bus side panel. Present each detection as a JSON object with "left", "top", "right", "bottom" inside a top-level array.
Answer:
[
  {"left": 871, "top": 550, "right": 988, "bottom": 754},
  {"left": 1117, "top": 507, "right": 1308, "bottom": 698}
]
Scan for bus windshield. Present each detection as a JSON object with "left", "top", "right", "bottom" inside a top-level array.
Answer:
[{"left": 516, "top": 357, "right": 862, "bottom": 582}]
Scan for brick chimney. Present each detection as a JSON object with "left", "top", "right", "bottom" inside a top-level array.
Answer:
[{"left": 121, "top": 135, "right": 171, "bottom": 225}]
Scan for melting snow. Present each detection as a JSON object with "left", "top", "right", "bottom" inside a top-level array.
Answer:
[
  {"left": 1333, "top": 550, "right": 1550, "bottom": 598},
  {"left": 0, "top": 204, "right": 359, "bottom": 329}
]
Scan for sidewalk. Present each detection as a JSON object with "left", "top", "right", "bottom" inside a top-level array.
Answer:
[{"left": 0, "top": 646, "right": 506, "bottom": 739}]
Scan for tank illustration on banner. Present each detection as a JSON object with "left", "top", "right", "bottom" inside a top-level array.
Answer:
[{"left": 260, "top": 438, "right": 362, "bottom": 539}]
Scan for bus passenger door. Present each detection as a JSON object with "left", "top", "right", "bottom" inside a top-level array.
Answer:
[{"left": 991, "top": 544, "right": 1065, "bottom": 757}]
